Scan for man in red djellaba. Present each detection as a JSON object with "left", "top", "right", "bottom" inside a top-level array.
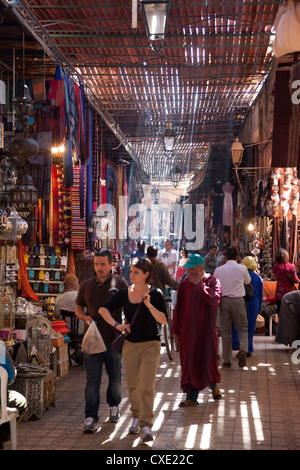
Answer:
[{"left": 172, "top": 254, "right": 222, "bottom": 406}]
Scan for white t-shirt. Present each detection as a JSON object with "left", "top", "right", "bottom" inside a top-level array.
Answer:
[
  {"left": 214, "top": 260, "right": 251, "bottom": 298},
  {"left": 158, "top": 248, "right": 178, "bottom": 274},
  {"left": 54, "top": 290, "right": 84, "bottom": 334}
]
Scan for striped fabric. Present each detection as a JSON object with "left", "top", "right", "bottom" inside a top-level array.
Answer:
[{"left": 71, "top": 165, "right": 86, "bottom": 251}]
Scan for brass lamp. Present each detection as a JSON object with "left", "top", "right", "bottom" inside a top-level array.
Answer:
[{"left": 230, "top": 137, "right": 244, "bottom": 166}]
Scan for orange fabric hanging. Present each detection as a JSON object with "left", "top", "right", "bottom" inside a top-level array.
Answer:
[{"left": 17, "top": 240, "right": 39, "bottom": 301}]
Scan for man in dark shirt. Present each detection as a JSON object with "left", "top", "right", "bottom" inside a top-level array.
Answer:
[{"left": 75, "top": 249, "right": 127, "bottom": 433}]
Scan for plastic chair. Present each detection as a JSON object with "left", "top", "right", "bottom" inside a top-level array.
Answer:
[
  {"left": 0, "top": 367, "right": 18, "bottom": 450},
  {"left": 60, "top": 310, "right": 83, "bottom": 367}
]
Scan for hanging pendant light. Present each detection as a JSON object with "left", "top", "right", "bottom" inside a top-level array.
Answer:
[
  {"left": 170, "top": 166, "right": 181, "bottom": 186},
  {"left": 151, "top": 187, "right": 160, "bottom": 204},
  {"left": 140, "top": 0, "right": 171, "bottom": 42},
  {"left": 12, "top": 80, "right": 33, "bottom": 128},
  {"left": 230, "top": 137, "right": 244, "bottom": 166},
  {"left": 163, "top": 122, "right": 176, "bottom": 152},
  {"left": 9, "top": 170, "right": 39, "bottom": 220}
]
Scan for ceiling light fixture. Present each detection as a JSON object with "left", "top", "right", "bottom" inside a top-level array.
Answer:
[
  {"left": 140, "top": 0, "right": 171, "bottom": 53},
  {"left": 163, "top": 122, "right": 176, "bottom": 152},
  {"left": 170, "top": 166, "right": 181, "bottom": 187}
]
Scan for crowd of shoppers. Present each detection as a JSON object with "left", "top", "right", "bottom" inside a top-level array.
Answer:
[{"left": 57, "top": 240, "right": 299, "bottom": 446}]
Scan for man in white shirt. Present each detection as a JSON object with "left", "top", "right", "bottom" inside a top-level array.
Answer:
[
  {"left": 158, "top": 239, "right": 178, "bottom": 276},
  {"left": 54, "top": 274, "right": 84, "bottom": 335},
  {"left": 214, "top": 247, "right": 251, "bottom": 368}
]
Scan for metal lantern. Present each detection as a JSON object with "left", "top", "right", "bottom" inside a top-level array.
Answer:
[
  {"left": 231, "top": 137, "right": 244, "bottom": 166},
  {"left": 151, "top": 187, "right": 160, "bottom": 204},
  {"left": 140, "top": 0, "right": 171, "bottom": 41},
  {"left": 163, "top": 123, "right": 176, "bottom": 152},
  {"left": 13, "top": 80, "right": 33, "bottom": 127},
  {"left": 10, "top": 133, "right": 39, "bottom": 160},
  {"left": 170, "top": 166, "right": 181, "bottom": 185},
  {"left": 9, "top": 170, "right": 39, "bottom": 220}
]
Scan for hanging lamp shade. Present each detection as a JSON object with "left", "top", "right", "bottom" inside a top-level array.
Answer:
[
  {"left": 9, "top": 170, "right": 39, "bottom": 220},
  {"left": 163, "top": 123, "right": 176, "bottom": 152},
  {"left": 140, "top": 0, "right": 171, "bottom": 41},
  {"left": 13, "top": 80, "right": 33, "bottom": 127},
  {"left": 231, "top": 137, "right": 244, "bottom": 166},
  {"left": 151, "top": 187, "right": 160, "bottom": 203},
  {"left": 170, "top": 166, "right": 181, "bottom": 184}
]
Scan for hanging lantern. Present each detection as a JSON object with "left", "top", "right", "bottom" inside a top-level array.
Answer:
[
  {"left": 170, "top": 166, "right": 181, "bottom": 185},
  {"left": 10, "top": 132, "right": 39, "bottom": 160},
  {"left": 151, "top": 187, "right": 160, "bottom": 204},
  {"left": 231, "top": 137, "right": 244, "bottom": 166},
  {"left": 9, "top": 170, "right": 39, "bottom": 220},
  {"left": 140, "top": 0, "right": 171, "bottom": 42},
  {"left": 163, "top": 122, "right": 176, "bottom": 152},
  {"left": 13, "top": 80, "right": 33, "bottom": 127}
]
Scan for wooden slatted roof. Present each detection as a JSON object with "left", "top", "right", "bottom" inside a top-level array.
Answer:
[{"left": 0, "top": 0, "right": 280, "bottom": 186}]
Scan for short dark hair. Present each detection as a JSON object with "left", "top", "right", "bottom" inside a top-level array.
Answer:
[
  {"left": 147, "top": 246, "right": 158, "bottom": 258},
  {"left": 94, "top": 249, "right": 113, "bottom": 264},
  {"left": 226, "top": 247, "right": 238, "bottom": 260},
  {"left": 131, "top": 257, "right": 153, "bottom": 283}
]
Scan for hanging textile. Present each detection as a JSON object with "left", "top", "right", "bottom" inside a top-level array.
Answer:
[
  {"left": 55, "top": 66, "right": 73, "bottom": 189},
  {"left": 101, "top": 151, "right": 106, "bottom": 206},
  {"left": 71, "top": 165, "right": 86, "bottom": 251},
  {"left": 106, "top": 164, "right": 115, "bottom": 205},
  {"left": 16, "top": 240, "right": 39, "bottom": 301},
  {"left": 79, "top": 84, "right": 87, "bottom": 164},
  {"left": 86, "top": 108, "right": 93, "bottom": 227},
  {"left": 120, "top": 165, "right": 128, "bottom": 240},
  {"left": 68, "top": 76, "right": 77, "bottom": 146},
  {"left": 67, "top": 248, "right": 75, "bottom": 275},
  {"left": 47, "top": 79, "right": 65, "bottom": 107},
  {"left": 52, "top": 164, "right": 59, "bottom": 245},
  {"left": 31, "top": 78, "right": 46, "bottom": 102},
  {"left": 56, "top": 165, "right": 65, "bottom": 245},
  {"left": 92, "top": 113, "right": 99, "bottom": 209}
]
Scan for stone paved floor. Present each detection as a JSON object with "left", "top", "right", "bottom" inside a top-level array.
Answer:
[{"left": 4, "top": 334, "right": 300, "bottom": 451}]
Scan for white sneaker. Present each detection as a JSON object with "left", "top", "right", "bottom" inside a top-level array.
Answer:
[
  {"left": 141, "top": 425, "right": 153, "bottom": 442},
  {"left": 129, "top": 417, "right": 139, "bottom": 434}
]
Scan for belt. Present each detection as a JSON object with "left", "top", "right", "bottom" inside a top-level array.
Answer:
[{"left": 222, "top": 296, "right": 242, "bottom": 299}]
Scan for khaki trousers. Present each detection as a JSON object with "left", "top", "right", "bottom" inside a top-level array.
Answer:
[
  {"left": 219, "top": 296, "right": 248, "bottom": 364},
  {"left": 122, "top": 340, "right": 161, "bottom": 428}
]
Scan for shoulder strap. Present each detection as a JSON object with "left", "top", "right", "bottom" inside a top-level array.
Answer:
[{"left": 130, "top": 287, "right": 155, "bottom": 327}]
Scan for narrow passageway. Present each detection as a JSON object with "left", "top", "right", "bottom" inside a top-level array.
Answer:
[{"left": 8, "top": 335, "right": 300, "bottom": 451}]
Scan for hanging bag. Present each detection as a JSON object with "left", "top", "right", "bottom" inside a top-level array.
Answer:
[
  {"left": 81, "top": 320, "right": 106, "bottom": 354},
  {"left": 273, "top": 0, "right": 300, "bottom": 57},
  {"left": 111, "top": 301, "right": 143, "bottom": 354}
]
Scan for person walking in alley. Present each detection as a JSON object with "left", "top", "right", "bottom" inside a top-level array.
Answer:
[
  {"left": 214, "top": 247, "right": 251, "bottom": 368},
  {"left": 172, "top": 253, "right": 222, "bottom": 406},
  {"left": 75, "top": 249, "right": 127, "bottom": 433},
  {"left": 99, "top": 258, "right": 167, "bottom": 443}
]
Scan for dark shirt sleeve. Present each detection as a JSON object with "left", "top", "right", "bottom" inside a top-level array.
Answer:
[{"left": 103, "top": 288, "right": 127, "bottom": 312}]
